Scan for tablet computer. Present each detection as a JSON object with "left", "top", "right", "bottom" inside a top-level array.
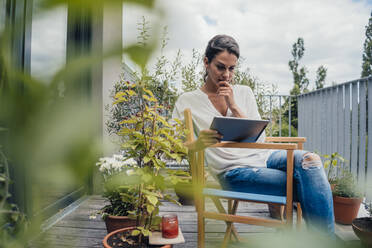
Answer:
[{"left": 210, "top": 116, "right": 269, "bottom": 143}]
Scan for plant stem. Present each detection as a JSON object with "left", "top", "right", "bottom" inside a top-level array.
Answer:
[{"left": 0, "top": 150, "right": 10, "bottom": 209}]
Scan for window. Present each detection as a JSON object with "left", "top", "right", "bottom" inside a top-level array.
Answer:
[{"left": 30, "top": 0, "right": 67, "bottom": 82}]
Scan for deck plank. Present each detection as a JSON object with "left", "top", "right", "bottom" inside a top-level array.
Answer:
[{"left": 32, "top": 195, "right": 299, "bottom": 247}]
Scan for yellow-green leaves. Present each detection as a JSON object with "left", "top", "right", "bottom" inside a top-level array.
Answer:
[{"left": 146, "top": 195, "right": 158, "bottom": 206}]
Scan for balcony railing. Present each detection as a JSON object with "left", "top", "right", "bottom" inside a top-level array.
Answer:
[{"left": 298, "top": 76, "right": 372, "bottom": 201}]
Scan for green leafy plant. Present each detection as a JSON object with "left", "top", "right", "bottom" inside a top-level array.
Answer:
[
  {"left": 321, "top": 152, "right": 345, "bottom": 183},
  {"left": 0, "top": 142, "right": 27, "bottom": 245},
  {"left": 332, "top": 170, "right": 362, "bottom": 198},
  {"left": 110, "top": 80, "right": 187, "bottom": 245},
  {"left": 96, "top": 155, "right": 137, "bottom": 218},
  {"left": 365, "top": 202, "right": 372, "bottom": 217}
]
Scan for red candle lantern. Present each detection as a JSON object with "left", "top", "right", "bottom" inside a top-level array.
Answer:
[{"left": 162, "top": 214, "right": 179, "bottom": 239}]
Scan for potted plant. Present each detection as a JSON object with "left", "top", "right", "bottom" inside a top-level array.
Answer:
[
  {"left": 321, "top": 152, "right": 344, "bottom": 187},
  {"left": 352, "top": 202, "right": 372, "bottom": 246},
  {"left": 332, "top": 170, "right": 363, "bottom": 224},
  {"left": 102, "top": 82, "right": 187, "bottom": 247},
  {"left": 96, "top": 154, "right": 138, "bottom": 233}
]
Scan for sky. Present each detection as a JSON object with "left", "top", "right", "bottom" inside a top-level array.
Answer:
[
  {"left": 27, "top": 0, "right": 372, "bottom": 94},
  {"left": 123, "top": 0, "right": 372, "bottom": 94}
]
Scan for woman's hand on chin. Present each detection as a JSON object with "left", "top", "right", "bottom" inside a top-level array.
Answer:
[{"left": 217, "top": 81, "right": 235, "bottom": 108}]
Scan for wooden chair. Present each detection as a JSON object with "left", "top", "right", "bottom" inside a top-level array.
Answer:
[{"left": 183, "top": 109, "right": 306, "bottom": 248}]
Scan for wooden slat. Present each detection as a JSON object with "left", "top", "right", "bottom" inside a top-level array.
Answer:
[
  {"left": 344, "top": 84, "right": 351, "bottom": 170},
  {"left": 337, "top": 85, "right": 344, "bottom": 176},
  {"left": 203, "top": 188, "right": 286, "bottom": 205},
  {"left": 265, "top": 137, "right": 306, "bottom": 143},
  {"left": 285, "top": 149, "right": 294, "bottom": 226},
  {"left": 332, "top": 87, "right": 338, "bottom": 157},
  {"left": 203, "top": 212, "right": 284, "bottom": 227},
  {"left": 316, "top": 91, "right": 322, "bottom": 153},
  {"left": 184, "top": 108, "right": 195, "bottom": 142},
  {"left": 351, "top": 82, "right": 358, "bottom": 175},
  {"left": 367, "top": 79, "right": 372, "bottom": 201},
  {"left": 211, "top": 142, "right": 297, "bottom": 150},
  {"left": 320, "top": 90, "right": 326, "bottom": 154},
  {"left": 358, "top": 80, "right": 367, "bottom": 188}
]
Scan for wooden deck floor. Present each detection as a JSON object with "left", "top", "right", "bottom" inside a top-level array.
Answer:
[{"left": 31, "top": 195, "right": 361, "bottom": 248}]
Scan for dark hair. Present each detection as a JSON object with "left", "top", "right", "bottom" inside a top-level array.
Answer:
[
  {"left": 204, "top": 35, "right": 240, "bottom": 82},
  {"left": 204, "top": 34, "right": 240, "bottom": 63}
]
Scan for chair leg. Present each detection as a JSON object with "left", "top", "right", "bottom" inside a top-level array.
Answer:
[
  {"left": 197, "top": 211, "right": 205, "bottom": 248},
  {"left": 196, "top": 191, "right": 205, "bottom": 248},
  {"left": 280, "top": 205, "right": 285, "bottom": 221},
  {"left": 296, "top": 202, "right": 302, "bottom": 229},
  {"left": 221, "top": 200, "right": 240, "bottom": 248},
  {"left": 211, "top": 197, "right": 242, "bottom": 247}
]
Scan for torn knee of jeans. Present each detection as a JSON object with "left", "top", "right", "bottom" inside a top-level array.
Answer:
[{"left": 302, "top": 152, "right": 322, "bottom": 170}]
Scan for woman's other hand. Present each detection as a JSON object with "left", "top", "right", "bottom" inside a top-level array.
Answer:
[{"left": 195, "top": 129, "right": 222, "bottom": 150}]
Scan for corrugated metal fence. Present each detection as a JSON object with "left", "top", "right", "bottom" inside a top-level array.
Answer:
[{"left": 298, "top": 76, "right": 372, "bottom": 201}]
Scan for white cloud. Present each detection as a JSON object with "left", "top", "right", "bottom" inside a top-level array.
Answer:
[
  {"left": 30, "top": 5, "right": 67, "bottom": 82},
  {"left": 123, "top": 0, "right": 371, "bottom": 94}
]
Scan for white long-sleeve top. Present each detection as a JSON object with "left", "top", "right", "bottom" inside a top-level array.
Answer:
[{"left": 172, "top": 85, "right": 272, "bottom": 176}]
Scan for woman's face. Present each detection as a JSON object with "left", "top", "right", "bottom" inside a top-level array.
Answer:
[{"left": 204, "top": 50, "right": 238, "bottom": 85}]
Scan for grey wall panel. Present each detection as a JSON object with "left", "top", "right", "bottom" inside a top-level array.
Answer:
[
  {"left": 344, "top": 84, "right": 351, "bottom": 170},
  {"left": 351, "top": 82, "right": 358, "bottom": 175},
  {"left": 326, "top": 89, "right": 331, "bottom": 156},
  {"left": 332, "top": 88, "right": 337, "bottom": 155},
  {"left": 367, "top": 79, "right": 372, "bottom": 201},
  {"left": 321, "top": 90, "right": 326, "bottom": 154},
  {"left": 298, "top": 96, "right": 304, "bottom": 140},
  {"left": 337, "top": 85, "right": 345, "bottom": 175},
  {"left": 358, "top": 80, "right": 367, "bottom": 188},
  {"left": 310, "top": 93, "right": 315, "bottom": 149},
  {"left": 316, "top": 92, "right": 322, "bottom": 153}
]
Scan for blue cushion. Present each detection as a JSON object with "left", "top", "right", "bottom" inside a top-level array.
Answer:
[{"left": 203, "top": 188, "right": 287, "bottom": 205}]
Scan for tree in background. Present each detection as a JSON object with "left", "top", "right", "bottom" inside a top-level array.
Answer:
[
  {"left": 362, "top": 11, "right": 372, "bottom": 77},
  {"left": 181, "top": 49, "right": 204, "bottom": 92},
  {"left": 315, "top": 65, "right": 327, "bottom": 90},
  {"left": 285, "top": 37, "right": 327, "bottom": 132},
  {"left": 288, "top": 37, "right": 309, "bottom": 95}
]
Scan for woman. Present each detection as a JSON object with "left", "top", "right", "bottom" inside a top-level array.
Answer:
[{"left": 172, "top": 34, "right": 334, "bottom": 233}]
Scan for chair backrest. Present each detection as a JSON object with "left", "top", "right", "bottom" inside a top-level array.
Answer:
[{"left": 184, "top": 108, "right": 205, "bottom": 188}]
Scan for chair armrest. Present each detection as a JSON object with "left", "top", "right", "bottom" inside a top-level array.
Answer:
[
  {"left": 184, "top": 140, "right": 202, "bottom": 152},
  {"left": 211, "top": 142, "right": 297, "bottom": 150},
  {"left": 265, "top": 137, "right": 306, "bottom": 143}
]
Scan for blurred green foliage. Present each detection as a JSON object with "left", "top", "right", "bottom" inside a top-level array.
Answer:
[{"left": 0, "top": 0, "right": 160, "bottom": 247}]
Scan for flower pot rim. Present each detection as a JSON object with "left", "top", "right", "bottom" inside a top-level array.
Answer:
[
  {"left": 103, "top": 227, "right": 171, "bottom": 248},
  {"left": 105, "top": 214, "right": 132, "bottom": 220},
  {"left": 352, "top": 217, "right": 372, "bottom": 232},
  {"left": 332, "top": 195, "right": 363, "bottom": 201},
  {"left": 103, "top": 227, "right": 135, "bottom": 248}
]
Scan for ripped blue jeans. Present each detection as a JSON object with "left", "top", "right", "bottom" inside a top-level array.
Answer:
[{"left": 217, "top": 150, "right": 335, "bottom": 234}]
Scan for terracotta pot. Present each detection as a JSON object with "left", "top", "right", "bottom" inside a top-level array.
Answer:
[
  {"left": 333, "top": 195, "right": 362, "bottom": 224},
  {"left": 104, "top": 215, "right": 137, "bottom": 233},
  {"left": 352, "top": 217, "right": 372, "bottom": 246},
  {"left": 103, "top": 227, "right": 171, "bottom": 248}
]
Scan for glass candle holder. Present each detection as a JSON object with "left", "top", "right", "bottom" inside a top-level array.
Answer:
[{"left": 161, "top": 214, "right": 179, "bottom": 239}]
